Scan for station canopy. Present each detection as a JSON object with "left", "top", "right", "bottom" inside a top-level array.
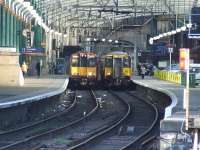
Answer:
[{"left": 31, "top": 0, "right": 200, "bottom": 32}]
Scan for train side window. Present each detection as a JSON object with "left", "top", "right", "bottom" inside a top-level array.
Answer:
[{"left": 105, "top": 58, "right": 113, "bottom": 67}]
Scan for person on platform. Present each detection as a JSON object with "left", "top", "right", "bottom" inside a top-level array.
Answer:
[
  {"left": 141, "top": 65, "right": 146, "bottom": 79},
  {"left": 137, "top": 63, "right": 141, "bottom": 76},
  {"left": 36, "top": 61, "right": 41, "bottom": 78},
  {"left": 21, "top": 61, "right": 28, "bottom": 77}
]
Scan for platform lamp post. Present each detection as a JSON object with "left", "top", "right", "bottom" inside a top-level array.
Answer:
[
  {"left": 168, "top": 47, "right": 173, "bottom": 71},
  {"left": 133, "top": 43, "right": 137, "bottom": 75}
]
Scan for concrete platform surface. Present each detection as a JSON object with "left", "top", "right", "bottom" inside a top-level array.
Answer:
[
  {"left": 132, "top": 76, "right": 200, "bottom": 118},
  {"left": 0, "top": 75, "right": 69, "bottom": 108}
]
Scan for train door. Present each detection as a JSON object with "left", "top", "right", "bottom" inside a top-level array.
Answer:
[
  {"left": 113, "top": 57, "right": 123, "bottom": 78},
  {"left": 122, "top": 56, "right": 132, "bottom": 77},
  {"left": 104, "top": 56, "right": 113, "bottom": 79},
  {"left": 79, "top": 53, "right": 87, "bottom": 77},
  {"left": 87, "top": 55, "right": 97, "bottom": 79},
  {"left": 70, "top": 55, "right": 79, "bottom": 77}
]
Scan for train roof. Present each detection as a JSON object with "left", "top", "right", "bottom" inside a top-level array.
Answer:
[
  {"left": 70, "top": 51, "right": 97, "bottom": 59},
  {"left": 102, "top": 51, "right": 130, "bottom": 58},
  {"left": 71, "top": 51, "right": 96, "bottom": 56}
]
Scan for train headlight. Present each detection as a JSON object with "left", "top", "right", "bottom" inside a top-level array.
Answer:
[
  {"left": 107, "top": 72, "right": 111, "bottom": 76},
  {"left": 72, "top": 72, "right": 78, "bottom": 76},
  {"left": 88, "top": 72, "right": 93, "bottom": 76}
]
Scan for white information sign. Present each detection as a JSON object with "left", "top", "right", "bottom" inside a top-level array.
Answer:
[{"left": 0, "top": 47, "right": 16, "bottom": 53}]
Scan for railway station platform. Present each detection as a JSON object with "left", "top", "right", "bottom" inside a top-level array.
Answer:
[
  {"left": 132, "top": 76, "right": 200, "bottom": 118},
  {"left": 0, "top": 75, "right": 69, "bottom": 109}
]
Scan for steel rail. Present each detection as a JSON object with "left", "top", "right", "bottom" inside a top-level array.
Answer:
[
  {"left": 120, "top": 91, "right": 159, "bottom": 150},
  {"left": 68, "top": 90, "right": 131, "bottom": 150},
  {"left": 0, "top": 91, "right": 77, "bottom": 135},
  {"left": 0, "top": 90, "right": 99, "bottom": 150}
]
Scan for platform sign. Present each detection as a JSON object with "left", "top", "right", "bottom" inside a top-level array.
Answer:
[
  {"left": 168, "top": 48, "right": 173, "bottom": 53},
  {"left": 21, "top": 48, "right": 44, "bottom": 54},
  {"left": 179, "top": 48, "right": 190, "bottom": 71},
  {"left": 188, "top": 8, "right": 200, "bottom": 39}
]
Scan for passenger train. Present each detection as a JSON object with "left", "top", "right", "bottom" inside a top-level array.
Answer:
[
  {"left": 69, "top": 50, "right": 132, "bottom": 87},
  {"left": 70, "top": 51, "right": 97, "bottom": 85},
  {"left": 101, "top": 51, "right": 132, "bottom": 86}
]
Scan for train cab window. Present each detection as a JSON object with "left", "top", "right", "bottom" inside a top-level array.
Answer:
[
  {"left": 123, "top": 57, "right": 131, "bottom": 67},
  {"left": 88, "top": 57, "right": 97, "bottom": 67},
  {"left": 105, "top": 58, "right": 113, "bottom": 67},
  {"left": 80, "top": 55, "right": 87, "bottom": 67},
  {"left": 71, "top": 57, "right": 79, "bottom": 67}
]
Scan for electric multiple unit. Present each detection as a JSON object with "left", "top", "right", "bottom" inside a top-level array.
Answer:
[
  {"left": 70, "top": 51, "right": 97, "bottom": 85},
  {"left": 101, "top": 51, "right": 132, "bottom": 86}
]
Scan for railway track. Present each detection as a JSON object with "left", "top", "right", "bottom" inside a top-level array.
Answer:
[
  {"left": 121, "top": 91, "right": 159, "bottom": 150},
  {"left": 69, "top": 90, "right": 159, "bottom": 150},
  {"left": 67, "top": 90, "right": 131, "bottom": 150},
  {"left": 0, "top": 90, "right": 98, "bottom": 150},
  {"left": 28, "top": 90, "right": 129, "bottom": 150},
  {"left": 0, "top": 90, "right": 160, "bottom": 150},
  {"left": 10, "top": 90, "right": 130, "bottom": 150},
  {"left": 0, "top": 90, "right": 76, "bottom": 135}
]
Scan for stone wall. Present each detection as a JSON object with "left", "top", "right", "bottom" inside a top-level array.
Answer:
[{"left": 0, "top": 51, "right": 24, "bottom": 86}]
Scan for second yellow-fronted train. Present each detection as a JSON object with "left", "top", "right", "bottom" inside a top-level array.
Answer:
[{"left": 101, "top": 51, "right": 132, "bottom": 86}]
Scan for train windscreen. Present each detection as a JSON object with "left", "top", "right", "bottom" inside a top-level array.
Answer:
[
  {"left": 80, "top": 55, "right": 87, "bottom": 67},
  {"left": 88, "top": 57, "right": 97, "bottom": 67},
  {"left": 71, "top": 56, "right": 79, "bottom": 67},
  {"left": 105, "top": 57, "right": 113, "bottom": 67},
  {"left": 123, "top": 57, "right": 131, "bottom": 67}
]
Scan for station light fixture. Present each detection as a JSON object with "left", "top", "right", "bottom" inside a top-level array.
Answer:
[
  {"left": 149, "top": 38, "right": 153, "bottom": 45},
  {"left": 55, "top": 31, "right": 59, "bottom": 35},
  {"left": 11, "top": 0, "right": 54, "bottom": 33},
  {"left": 150, "top": 24, "right": 192, "bottom": 45},
  {"left": 37, "top": 19, "right": 42, "bottom": 26},
  {"left": 186, "top": 23, "right": 192, "bottom": 29},
  {"left": 108, "top": 39, "right": 112, "bottom": 43},
  {"left": 167, "top": 32, "right": 172, "bottom": 36},
  {"left": 115, "top": 40, "right": 119, "bottom": 43},
  {"left": 159, "top": 34, "right": 164, "bottom": 38},
  {"left": 153, "top": 36, "right": 157, "bottom": 40},
  {"left": 86, "top": 38, "right": 91, "bottom": 42},
  {"left": 64, "top": 34, "right": 67, "bottom": 38},
  {"left": 181, "top": 26, "right": 187, "bottom": 31},
  {"left": 171, "top": 30, "right": 176, "bottom": 35},
  {"left": 163, "top": 33, "right": 168, "bottom": 36},
  {"left": 176, "top": 28, "right": 182, "bottom": 33},
  {"left": 156, "top": 36, "right": 160, "bottom": 40},
  {"left": 102, "top": 38, "right": 106, "bottom": 42},
  {"left": 94, "top": 38, "right": 97, "bottom": 41}
]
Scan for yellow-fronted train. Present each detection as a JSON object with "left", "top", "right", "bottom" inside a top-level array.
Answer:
[
  {"left": 100, "top": 51, "right": 132, "bottom": 87},
  {"left": 69, "top": 51, "right": 97, "bottom": 86}
]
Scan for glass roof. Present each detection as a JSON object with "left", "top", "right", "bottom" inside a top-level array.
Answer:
[{"left": 32, "top": 0, "right": 200, "bottom": 32}]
